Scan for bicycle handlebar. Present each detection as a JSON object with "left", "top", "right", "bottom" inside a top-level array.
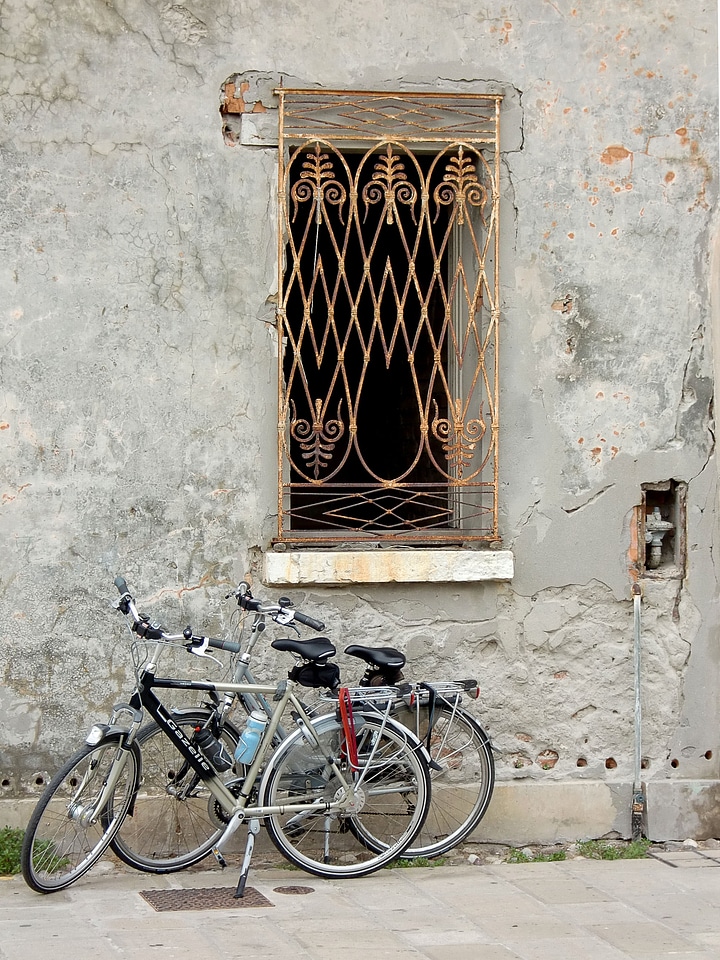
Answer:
[
  {"left": 113, "top": 576, "right": 325, "bottom": 658},
  {"left": 114, "top": 576, "right": 242, "bottom": 653},
  {"left": 230, "top": 581, "right": 326, "bottom": 632},
  {"left": 206, "top": 635, "right": 242, "bottom": 654}
]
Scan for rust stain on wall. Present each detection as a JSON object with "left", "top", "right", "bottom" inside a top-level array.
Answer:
[
  {"left": 552, "top": 296, "right": 574, "bottom": 314},
  {"left": 627, "top": 504, "right": 642, "bottom": 582},
  {"left": 600, "top": 145, "right": 633, "bottom": 166}
]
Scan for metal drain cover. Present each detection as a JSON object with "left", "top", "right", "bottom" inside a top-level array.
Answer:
[
  {"left": 273, "top": 885, "right": 315, "bottom": 895},
  {"left": 140, "top": 886, "right": 274, "bottom": 911}
]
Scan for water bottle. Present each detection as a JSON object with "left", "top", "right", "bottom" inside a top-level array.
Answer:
[
  {"left": 193, "top": 726, "right": 234, "bottom": 772},
  {"left": 234, "top": 711, "right": 268, "bottom": 765}
]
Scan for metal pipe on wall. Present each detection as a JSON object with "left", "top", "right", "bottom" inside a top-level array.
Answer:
[{"left": 631, "top": 581, "right": 647, "bottom": 840}]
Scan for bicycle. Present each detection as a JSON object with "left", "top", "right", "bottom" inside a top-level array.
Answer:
[
  {"left": 21, "top": 577, "right": 432, "bottom": 895},
  {"left": 108, "top": 582, "right": 494, "bottom": 873},
  {"left": 345, "top": 645, "right": 494, "bottom": 859},
  {"left": 108, "top": 580, "right": 337, "bottom": 873}
]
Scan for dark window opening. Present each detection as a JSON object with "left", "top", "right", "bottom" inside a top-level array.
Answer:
[{"left": 283, "top": 151, "right": 451, "bottom": 530}]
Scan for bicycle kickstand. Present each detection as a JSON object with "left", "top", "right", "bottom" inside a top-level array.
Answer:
[{"left": 235, "top": 818, "right": 261, "bottom": 898}]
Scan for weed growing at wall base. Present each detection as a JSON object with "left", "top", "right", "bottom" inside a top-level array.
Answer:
[
  {"left": 0, "top": 826, "right": 24, "bottom": 875},
  {"left": 506, "top": 847, "right": 567, "bottom": 863},
  {"left": 0, "top": 826, "right": 70, "bottom": 876},
  {"left": 577, "top": 839, "right": 651, "bottom": 860},
  {"left": 501, "top": 839, "right": 651, "bottom": 864}
]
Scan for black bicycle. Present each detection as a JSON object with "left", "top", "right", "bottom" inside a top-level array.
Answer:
[{"left": 21, "top": 578, "right": 432, "bottom": 894}]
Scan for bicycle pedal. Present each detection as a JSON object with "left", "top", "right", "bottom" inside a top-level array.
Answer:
[{"left": 212, "top": 847, "right": 227, "bottom": 869}]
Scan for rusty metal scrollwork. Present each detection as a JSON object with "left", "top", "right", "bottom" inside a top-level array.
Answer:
[
  {"left": 433, "top": 146, "right": 488, "bottom": 226},
  {"left": 290, "top": 399, "right": 345, "bottom": 481},
  {"left": 291, "top": 143, "right": 348, "bottom": 225},
  {"left": 361, "top": 146, "right": 419, "bottom": 225},
  {"left": 431, "top": 399, "right": 486, "bottom": 480}
]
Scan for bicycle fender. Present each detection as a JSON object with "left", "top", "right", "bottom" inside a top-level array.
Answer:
[{"left": 316, "top": 709, "right": 430, "bottom": 761}]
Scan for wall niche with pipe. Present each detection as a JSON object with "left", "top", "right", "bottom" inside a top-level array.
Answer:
[{"left": 635, "top": 480, "right": 687, "bottom": 578}]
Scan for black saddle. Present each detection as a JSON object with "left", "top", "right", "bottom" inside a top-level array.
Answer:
[
  {"left": 271, "top": 637, "right": 336, "bottom": 662},
  {"left": 344, "top": 645, "right": 406, "bottom": 671}
]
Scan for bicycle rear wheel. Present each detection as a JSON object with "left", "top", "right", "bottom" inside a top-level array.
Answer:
[
  {"left": 108, "top": 710, "right": 241, "bottom": 873},
  {"left": 22, "top": 736, "right": 139, "bottom": 893},
  {"left": 261, "top": 712, "right": 431, "bottom": 878},
  {"left": 396, "top": 703, "right": 494, "bottom": 858}
]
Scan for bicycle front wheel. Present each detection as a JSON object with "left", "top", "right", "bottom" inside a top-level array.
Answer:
[
  {"left": 260, "top": 712, "right": 431, "bottom": 878},
  {"left": 397, "top": 703, "right": 495, "bottom": 858},
  {"left": 109, "top": 710, "right": 241, "bottom": 873},
  {"left": 21, "top": 736, "right": 139, "bottom": 893}
]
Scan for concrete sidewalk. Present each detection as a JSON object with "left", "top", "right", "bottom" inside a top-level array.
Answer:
[{"left": 1, "top": 850, "right": 720, "bottom": 959}]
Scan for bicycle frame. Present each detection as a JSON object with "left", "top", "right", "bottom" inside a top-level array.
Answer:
[
  {"left": 128, "top": 669, "right": 353, "bottom": 820},
  {"left": 98, "top": 665, "right": 361, "bottom": 895},
  {"left": 140, "top": 583, "right": 475, "bottom": 863},
  {"left": 114, "top": 606, "right": 401, "bottom": 833}
]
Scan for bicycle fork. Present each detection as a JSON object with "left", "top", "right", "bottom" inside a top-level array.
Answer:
[{"left": 78, "top": 703, "right": 144, "bottom": 826}]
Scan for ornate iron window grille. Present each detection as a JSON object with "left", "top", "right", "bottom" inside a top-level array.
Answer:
[{"left": 276, "top": 89, "right": 502, "bottom": 543}]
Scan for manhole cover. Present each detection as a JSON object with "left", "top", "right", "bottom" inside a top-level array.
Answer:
[
  {"left": 272, "top": 885, "right": 315, "bottom": 895},
  {"left": 140, "top": 887, "right": 274, "bottom": 911}
]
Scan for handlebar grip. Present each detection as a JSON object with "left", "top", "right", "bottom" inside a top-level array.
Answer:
[
  {"left": 293, "top": 610, "right": 326, "bottom": 632},
  {"left": 208, "top": 637, "right": 242, "bottom": 655},
  {"left": 114, "top": 576, "right": 129, "bottom": 595}
]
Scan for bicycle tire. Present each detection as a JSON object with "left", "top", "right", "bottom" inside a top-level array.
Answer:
[
  {"left": 395, "top": 703, "right": 495, "bottom": 858},
  {"left": 21, "top": 736, "right": 139, "bottom": 893},
  {"left": 260, "top": 711, "right": 431, "bottom": 878},
  {"left": 108, "top": 710, "right": 241, "bottom": 873}
]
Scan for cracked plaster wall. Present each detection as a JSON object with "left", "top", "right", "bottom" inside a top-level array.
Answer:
[{"left": 1, "top": 0, "right": 718, "bottom": 836}]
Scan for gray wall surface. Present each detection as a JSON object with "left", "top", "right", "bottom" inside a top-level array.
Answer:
[{"left": 1, "top": 0, "right": 718, "bottom": 840}]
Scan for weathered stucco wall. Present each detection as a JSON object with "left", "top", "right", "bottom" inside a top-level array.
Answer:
[{"left": 1, "top": 0, "right": 718, "bottom": 840}]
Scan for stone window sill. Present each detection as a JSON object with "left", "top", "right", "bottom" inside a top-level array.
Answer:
[{"left": 263, "top": 549, "right": 514, "bottom": 586}]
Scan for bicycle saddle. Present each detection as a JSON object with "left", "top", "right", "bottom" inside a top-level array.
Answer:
[
  {"left": 271, "top": 637, "right": 336, "bottom": 662},
  {"left": 344, "top": 645, "right": 406, "bottom": 671}
]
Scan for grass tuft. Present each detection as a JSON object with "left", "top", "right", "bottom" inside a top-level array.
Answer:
[
  {"left": 577, "top": 838, "right": 651, "bottom": 860},
  {"left": 0, "top": 827, "right": 24, "bottom": 875},
  {"left": 506, "top": 847, "right": 566, "bottom": 863}
]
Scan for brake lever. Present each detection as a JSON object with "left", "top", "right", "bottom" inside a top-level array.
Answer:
[
  {"left": 183, "top": 628, "right": 222, "bottom": 667},
  {"left": 274, "top": 609, "right": 301, "bottom": 634},
  {"left": 113, "top": 594, "right": 132, "bottom": 615}
]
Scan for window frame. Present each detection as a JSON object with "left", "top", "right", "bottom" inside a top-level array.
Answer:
[{"left": 275, "top": 88, "right": 502, "bottom": 546}]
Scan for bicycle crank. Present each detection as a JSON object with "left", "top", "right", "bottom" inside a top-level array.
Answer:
[{"left": 208, "top": 777, "right": 246, "bottom": 828}]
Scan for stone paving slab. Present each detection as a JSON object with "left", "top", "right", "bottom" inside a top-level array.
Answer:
[{"left": 2, "top": 856, "right": 720, "bottom": 960}]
